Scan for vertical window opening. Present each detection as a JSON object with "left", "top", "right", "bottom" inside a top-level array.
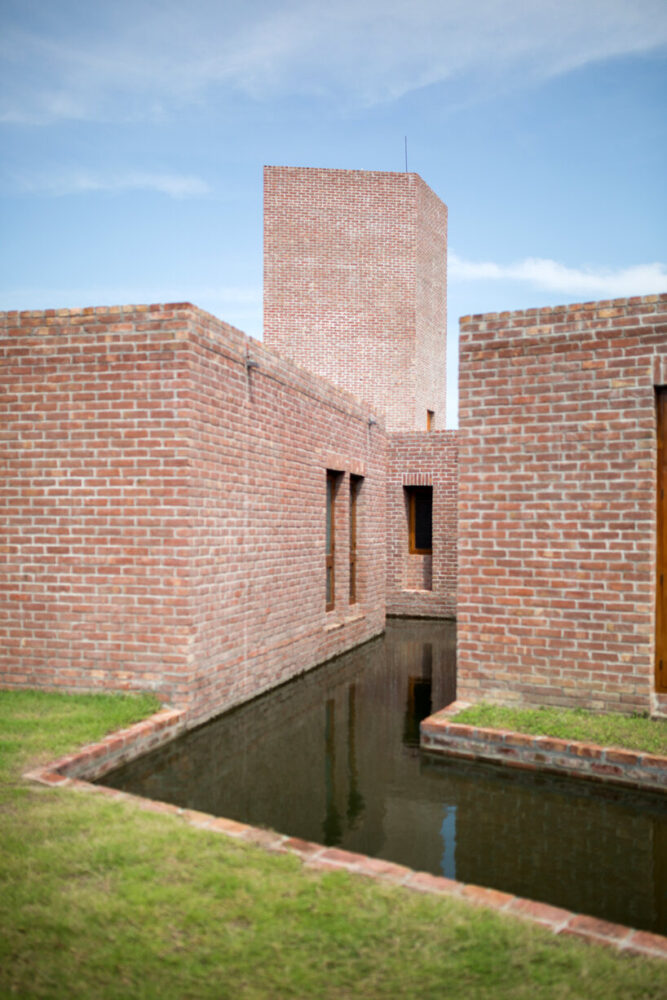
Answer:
[
  {"left": 349, "top": 475, "right": 362, "bottom": 604},
  {"left": 407, "top": 486, "right": 433, "bottom": 554},
  {"left": 326, "top": 471, "right": 338, "bottom": 611},
  {"left": 427, "top": 410, "right": 434, "bottom": 431}
]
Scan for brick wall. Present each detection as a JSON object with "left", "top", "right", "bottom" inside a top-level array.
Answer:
[
  {"left": 1, "top": 304, "right": 194, "bottom": 702},
  {"left": 1, "top": 304, "right": 387, "bottom": 723},
  {"left": 386, "top": 431, "right": 458, "bottom": 618},
  {"left": 182, "top": 308, "right": 387, "bottom": 722},
  {"left": 263, "top": 166, "right": 447, "bottom": 432},
  {"left": 457, "top": 294, "right": 667, "bottom": 715}
]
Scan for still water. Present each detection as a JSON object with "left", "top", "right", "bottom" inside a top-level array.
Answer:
[{"left": 101, "top": 619, "right": 667, "bottom": 934}]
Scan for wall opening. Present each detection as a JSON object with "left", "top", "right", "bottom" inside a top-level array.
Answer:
[
  {"left": 405, "top": 485, "right": 433, "bottom": 591},
  {"left": 326, "top": 470, "right": 341, "bottom": 611},
  {"left": 407, "top": 486, "right": 432, "bottom": 554},
  {"left": 349, "top": 475, "right": 362, "bottom": 604}
]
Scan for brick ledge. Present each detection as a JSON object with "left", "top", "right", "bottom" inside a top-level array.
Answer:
[{"left": 420, "top": 700, "right": 667, "bottom": 794}]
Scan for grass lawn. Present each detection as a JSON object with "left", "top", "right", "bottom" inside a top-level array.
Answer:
[
  {"left": 1, "top": 689, "right": 666, "bottom": 999},
  {"left": 451, "top": 703, "right": 667, "bottom": 756}
]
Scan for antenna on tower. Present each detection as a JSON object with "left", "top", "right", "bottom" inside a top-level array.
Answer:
[{"left": 404, "top": 136, "right": 408, "bottom": 172}]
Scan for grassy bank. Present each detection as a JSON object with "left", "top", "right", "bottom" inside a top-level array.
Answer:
[
  {"left": 1, "top": 689, "right": 665, "bottom": 999},
  {"left": 451, "top": 703, "right": 667, "bottom": 756}
]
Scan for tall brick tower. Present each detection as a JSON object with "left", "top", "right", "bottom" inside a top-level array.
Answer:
[{"left": 263, "top": 166, "right": 447, "bottom": 431}]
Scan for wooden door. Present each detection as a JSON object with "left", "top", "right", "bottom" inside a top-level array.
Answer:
[{"left": 657, "top": 389, "right": 667, "bottom": 691}]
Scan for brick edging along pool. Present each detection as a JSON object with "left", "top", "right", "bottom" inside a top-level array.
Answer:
[
  {"left": 23, "top": 704, "right": 667, "bottom": 963},
  {"left": 420, "top": 700, "right": 667, "bottom": 795}
]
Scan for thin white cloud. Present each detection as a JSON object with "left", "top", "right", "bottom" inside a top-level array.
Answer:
[
  {"left": 18, "top": 170, "right": 211, "bottom": 198},
  {"left": 1, "top": 0, "right": 666, "bottom": 121},
  {"left": 449, "top": 253, "right": 667, "bottom": 298}
]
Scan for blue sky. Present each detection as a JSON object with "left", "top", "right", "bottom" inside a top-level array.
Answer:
[{"left": 1, "top": 0, "right": 666, "bottom": 426}]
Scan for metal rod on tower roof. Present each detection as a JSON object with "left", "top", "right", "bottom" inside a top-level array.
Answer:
[{"left": 404, "top": 136, "right": 408, "bottom": 172}]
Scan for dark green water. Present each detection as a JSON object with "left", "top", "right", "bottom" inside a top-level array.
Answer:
[{"left": 100, "top": 619, "right": 667, "bottom": 934}]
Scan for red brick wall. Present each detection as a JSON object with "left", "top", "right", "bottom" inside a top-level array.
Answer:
[
  {"left": 458, "top": 294, "right": 667, "bottom": 715},
  {"left": 263, "top": 166, "right": 447, "bottom": 432},
  {"left": 181, "top": 309, "right": 387, "bottom": 722},
  {"left": 1, "top": 304, "right": 194, "bottom": 702},
  {"left": 386, "top": 431, "right": 458, "bottom": 618},
  {"left": 1, "top": 304, "right": 387, "bottom": 723}
]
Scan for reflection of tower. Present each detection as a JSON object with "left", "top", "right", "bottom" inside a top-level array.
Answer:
[
  {"left": 323, "top": 688, "right": 366, "bottom": 845},
  {"left": 323, "top": 698, "right": 342, "bottom": 845},
  {"left": 403, "top": 643, "right": 433, "bottom": 747}
]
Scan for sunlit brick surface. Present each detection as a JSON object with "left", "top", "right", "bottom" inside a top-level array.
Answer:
[{"left": 264, "top": 166, "right": 447, "bottom": 432}]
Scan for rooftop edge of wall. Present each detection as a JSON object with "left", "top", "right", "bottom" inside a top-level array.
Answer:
[
  {"left": 264, "top": 164, "right": 446, "bottom": 207},
  {"left": 0, "top": 300, "right": 386, "bottom": 429},
  {"left": 459, "top": 292, "right": 667, "bottom": 331}
]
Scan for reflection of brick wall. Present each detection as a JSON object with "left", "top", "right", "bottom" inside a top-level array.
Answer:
[
  {"left": 386, "top": 432, "right": 458, "bottom": 618},
  {"left": 264, "top": 166, "right": 447, "bottom": 432},
  {"left": 1, "top": 304, "right": 386, "bottom": 724},
  {"left": 458, "top": 295, "right": 667, "bottom": 714}
]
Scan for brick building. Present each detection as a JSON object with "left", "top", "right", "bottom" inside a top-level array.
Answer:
[
  {"left": 1, "top": 167, "right": 455, "bottom": 726},
  {"left": 1, "top": 166, "right": 665, "bottom": 722}
]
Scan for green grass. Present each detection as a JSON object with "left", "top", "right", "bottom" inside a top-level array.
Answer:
[
  {"left": 1, "top": 689, "right": 666, "bottom": 999},
  {"left": 451, "top": 703, "right": 667, "bottom": 756}
]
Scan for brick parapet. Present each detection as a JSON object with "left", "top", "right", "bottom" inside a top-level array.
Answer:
[
  {"left": 421, "top": 700, "right": 667, "bottom": 794},
  {"left": 457, "top": 293, "right": 667, "bottom": 714}
]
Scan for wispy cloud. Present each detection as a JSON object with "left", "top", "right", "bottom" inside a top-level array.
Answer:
[
  {"left": 449, "top": 253, "right": 667, "bottom": 298},
  {"left": 2, "top": 0, "right": 666, "bottom": 122},
  {"left": 17, "top": 170, "right": 211, "bottom": 198}
]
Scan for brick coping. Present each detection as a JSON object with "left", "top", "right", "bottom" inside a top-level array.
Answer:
[
  {"left": 421, "top": 700, "right": 667, "bottom": 795},
  {"left": 21, "top": 704, "right": 667, "bottom": 961}
]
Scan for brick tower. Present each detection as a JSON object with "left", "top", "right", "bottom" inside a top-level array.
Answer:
[{"left": 263, "top": 166, "right": 447, "bottom": 431}]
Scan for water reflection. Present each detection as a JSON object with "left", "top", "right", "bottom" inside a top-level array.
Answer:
[{"left": 100, "top": 619, "right": 667, "bottom": 934}]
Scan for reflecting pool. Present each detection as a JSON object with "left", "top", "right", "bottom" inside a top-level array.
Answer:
[{"left": 100, "top": 619, "right": 667, "bottom": 934}]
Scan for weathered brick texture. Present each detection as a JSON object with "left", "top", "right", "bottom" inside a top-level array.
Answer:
[
  {"left": 1, "top": 304, "right": 386, "bottom": 723},
  {"left": 386, "top": 431, "right": 458, "bottom": 618},
  {"left": 264, "top": 166, "right": 447, "bottom": 432},
  {"left": 457, "top": 295, "right": 667, "bottom": 715}
]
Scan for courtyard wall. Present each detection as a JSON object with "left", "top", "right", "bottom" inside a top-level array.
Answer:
[
  {"left": 457, "top": 294, "right": 667, "bottom": 715},
  {"left": 1, "top": 304, "right": 387, "bottom": 723}
]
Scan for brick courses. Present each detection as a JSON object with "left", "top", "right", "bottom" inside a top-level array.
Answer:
[
  {"left": 458, "top": 295, "right": 667, "bottom": 715},
  {"left": 422, "top": 701, "right": 667, "bottom": 793},
  {"left": 264, "top": 166, "right": 447, "bottom": 432}
]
